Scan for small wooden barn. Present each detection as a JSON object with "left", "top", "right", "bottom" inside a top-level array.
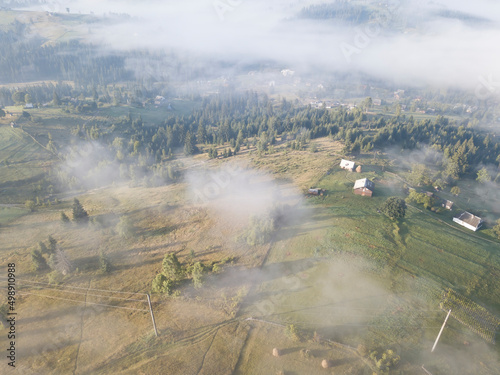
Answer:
[
  {"left": 353, "top": 178, "right": 374, "bottom": 197},
  {"left": 340, "top": 159, "right": 355, "bottom": 172}
]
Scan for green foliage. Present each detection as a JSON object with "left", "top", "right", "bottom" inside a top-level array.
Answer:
[
  {"left": 191, "top": 261, "right": 204, "bottom": 289},
  {"left": 221, "top": 287, "right": 246, "bottom": 317},
  {"left": 450, "top": 186, "right": 461, "bottom": 196},
  {"left": 47, "top": 270, "right": 63, "bottom": 285},
  {"left": 476, "top": 167, "right": 491, "bottom": 184},
  {"left": 381, "top": 197, "right": 406, "bottom": 220},
  {"left": 183, "top": 131, "right": 197, "bottom": 155},
  {"left": 72, "top": 198, "right": 88, "bottom": 222},
  {"left": 25, "top": 200, "right": 35, "bottom": 212},
  {"left": 493, "top": 219, "right": 500, "bottom": 240},
  {"left": 151, "top": 274, "right": 173, "bottom": 294},
  {"left": 99, "top": 252, "right": 111, "bottom": 274},
  {"left": 369, "top": 349, "right": 400, "bottom": 372},
  {"left": 60, "top": 212, "right": 70, "bottom": 223},
  {"left": 408, "top": 164, "right": 431, "bottom": 186},
  {"left": 285, "top": 324, "right": 301, "bottom": 342},
  {"left": 30, "top": 249, "right": 48, "bottom": 272},
  {"left": 406, "top": 190, "right": 435, "bottom": 210},
  {"left": 38, "top": 241, "right": 48, "bottom": 254},
  {"left": 242, "top": 215, "right": 275, "bottom": 246},
  {"left": 47, "top": 235, "right": 57, "bottom": 254},
  {"left": 116, "top": 216, "right": 135, "bottom": 239},
  {"left": 162, "top": 253, "right": 184, "bottom": 281}
]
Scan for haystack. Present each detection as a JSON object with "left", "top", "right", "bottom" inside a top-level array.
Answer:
[
  {"left": 273, "top": 348, "right": 281, "bottom": 357},
  {"left": 356, "top": 165, "right": 362, "bottom": 173},
  {"left": 321, "top": 359, "right": 331, "bottom": 368}
]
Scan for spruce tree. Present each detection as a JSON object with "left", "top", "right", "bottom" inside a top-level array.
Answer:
[{"left": 72, "top": 198, "right": 88, "bottom": 222}]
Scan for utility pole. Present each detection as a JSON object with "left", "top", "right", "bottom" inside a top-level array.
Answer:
[
  {"left": 431, "top": 309, "right": 451, "bottom": 352},
  {"left": 146, "top": 293, "right": 158, "bottom": 337}
]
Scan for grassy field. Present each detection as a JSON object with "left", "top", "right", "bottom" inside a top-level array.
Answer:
[
  {"left": 0, "top": 125, "right": 56, "bottom": 203},
  {"left": 0, "top": 135, "right": 498, "bottom": 374}
]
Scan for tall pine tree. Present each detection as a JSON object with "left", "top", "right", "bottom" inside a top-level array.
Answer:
[{"left": 72, "top": 198, "right": 88, "bottom": 222}]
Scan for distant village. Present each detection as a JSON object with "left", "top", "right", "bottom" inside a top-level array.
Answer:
[{"left": 308, "top": 158, "right": 486, "bottom": 232}]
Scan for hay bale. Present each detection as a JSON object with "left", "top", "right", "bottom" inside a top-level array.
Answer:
[
  {"left": 321, "top": 359, "right": 331, "bottom": 368},
  {"left": 273, "top": 348, "right": 281, "bottom": 357}
]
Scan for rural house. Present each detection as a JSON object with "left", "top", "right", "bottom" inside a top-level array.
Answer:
[
  {"left": 340, "top": 159, "right": 355, "bottom": 171},
  {"left": 441, "top": 199, "right": 454, "bottom": 210},
  {"left": 453, "top": 212, "right": 483, "bottom": 231},
  {"left": 353, "top": 178, "right": 374, "bottom": 197}
]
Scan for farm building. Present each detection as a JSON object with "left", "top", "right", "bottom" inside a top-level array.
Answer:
[
  {"left": 441, "top": 199, "right": 454, "bottom": 210},
  {"left": 353, "top": 178, "right": 374, "bottom": 197},
  {"left": 340, "top": 159, "right": 355, "bottom": 171},
  {"left": 453, "top": 212, "right": 483, "bottom": 231}
]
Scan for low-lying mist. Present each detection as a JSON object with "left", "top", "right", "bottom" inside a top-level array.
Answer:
[{"left": 15, "top": 0, "right": 500, "bottom": 94}]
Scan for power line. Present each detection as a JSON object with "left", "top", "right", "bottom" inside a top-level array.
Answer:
[
  {"left": 6, "top": 289, "right": 149, "bottom": 312},
  {"left": 0, "top": 277, "right": 148, "bottom": 296},
  {"left": 0, "top": 281, "right": 146, "bottom": 302}
]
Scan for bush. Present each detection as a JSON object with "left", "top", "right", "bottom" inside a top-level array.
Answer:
[
  {"left": 242, "top": 215, "right": 275, "bottom": 246},
  {"left": 99, "top": 252, "right": 111, "bottom": 273},
  {"left": 493, "top": 219, "right": 500, "bottom": 240},
  {"left": 116, "top": 216, "right": 135, "bottom": 239},
  {"left": 285, "top": 324, "right": 301, "bottom": 341},
  {"left": 381, "top": 197, "right": 406, "bottom": 220},
  {"left": 152, "top": 274, "right": 173, "bottom": 294},
  {"left": 162, "top": 253, "right": 184, "bottom": 281},
  {"left": 31, "top": 249, "right": 48, "bottom": 271},
  {"left": 191, "top": 262, "right": 204, "bottom": 289},
  {"left": 25, "top": 200, "right": 35, "bottom": 212}
]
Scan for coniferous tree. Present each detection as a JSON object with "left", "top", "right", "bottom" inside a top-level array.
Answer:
[
  {"left": 30, "top": 249, "right": 48, "bottom": 271},
  {"left": 47, "top": 235, "right": 57, "bottom": 254},
  {"left": 184, "top": 131, "right": 197, "bottom": 155},
  {"left": 72, "top": 198, "right": 88, "bottom": 222},
  {"left": 162, "top": 253, "right": 184, "bottom": 281}
]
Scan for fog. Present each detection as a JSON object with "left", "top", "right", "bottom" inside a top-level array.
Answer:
[{"left": 15, "top": 0, "right": 500, "bottom": 94}]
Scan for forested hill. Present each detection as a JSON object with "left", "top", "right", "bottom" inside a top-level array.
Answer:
[
  {"left": 298, "top": 2, "right": 372, "bottom": 25},
  {"left": 0, "top": 21, "right": 132, "bottom": 85},
  {"left": 53, "top": 92, "right": 499, "bottom": 191}
]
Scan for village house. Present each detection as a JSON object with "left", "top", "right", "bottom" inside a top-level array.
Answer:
[
  {"left": 340, "top": 159, "right": 355, "bottom": 172},
  {"left": 353, "top": 178, "right": 375, "bottom": 197},
  {"left": 441, "top": 199, "right": 454, "bottom": 210},
  {"left": 453, "top": 212, "right": 483, "bottom": 231}
]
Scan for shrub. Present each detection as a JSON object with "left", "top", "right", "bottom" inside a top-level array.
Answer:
[
  {"left": 31, "top": 249, "right": 48, "bottom": 271},
  {"left": 191, "top": 262, "right": 204, "bottom": 289},
  {"left": 162, "top": 253, "right": 184, "bottom": 281},
  {"left": 152, "top": 274, "right": 173, "bottom": 294},
  {"left": 381, "top": 197, "right": 406, "bottom": 220},
  {"left": 99, "top": 252, "right": 111, "bottom": 273}
]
